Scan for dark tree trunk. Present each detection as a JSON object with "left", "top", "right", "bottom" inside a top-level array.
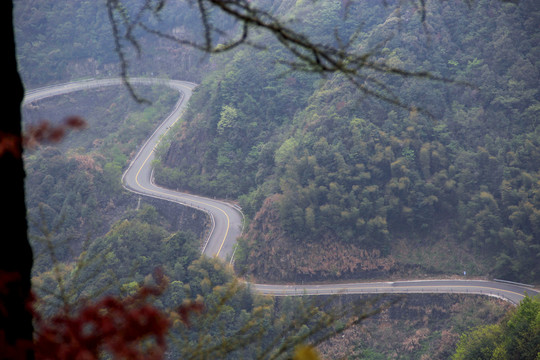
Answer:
[{"left": 1, "top": 1, "right": 35, "bottom": 359}]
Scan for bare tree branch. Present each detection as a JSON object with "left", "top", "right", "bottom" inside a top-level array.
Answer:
[{"left": 105, "top": 0, "right": 464, "bottom": 111}]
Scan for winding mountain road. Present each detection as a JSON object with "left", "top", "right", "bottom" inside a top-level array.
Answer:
[{"left": 24, "top": 78, "right": 538, "bottom": 305}]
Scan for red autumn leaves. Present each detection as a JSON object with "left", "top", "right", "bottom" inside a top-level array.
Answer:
[
  {"left": 1, "top": 268, "right": 205, "bottom": 359},
  {"left": 33, "top": 268, "right": 205, "bottom": 360},
  {"left": 0, "top": 116, "right": 87, "bottom": 158},
  {"left": 24, "top": 116, "right": 87, "bottom": 150},
  {"left": 34, "top": 294, "right": 170, "bottom": 360}
]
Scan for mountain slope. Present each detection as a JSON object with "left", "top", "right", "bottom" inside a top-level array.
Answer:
[{"left": 155, "top": 0, "right": 540, "bottom": 283}]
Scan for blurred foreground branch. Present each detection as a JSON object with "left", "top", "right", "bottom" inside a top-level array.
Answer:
[{"left": 106, "top": 0, "right": 459, "bottom": 111}]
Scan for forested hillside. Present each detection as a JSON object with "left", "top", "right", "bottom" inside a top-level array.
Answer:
[
  {"left": 154, "top": 0, "right": 540, "bottom": 283},
  {"left": 14, "top": 0, "right": 217, "bottom": 87},
  {"left": 14, "top": 0, "right": 539, "bottom": 358},
  {"left": 23, "top": 85, "right": 183, "bottom": 273}
]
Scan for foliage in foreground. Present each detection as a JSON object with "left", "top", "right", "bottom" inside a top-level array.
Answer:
[
  {"left": 453, "top": 295, "right": 540, "bottom": 360},
  {"left": 28, "top": 205, "right": 394, "bottom": 360}
]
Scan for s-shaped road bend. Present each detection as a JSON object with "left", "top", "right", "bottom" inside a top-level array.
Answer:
[{"left": 24, "top": 78, "right": 538, "bottom": 305}]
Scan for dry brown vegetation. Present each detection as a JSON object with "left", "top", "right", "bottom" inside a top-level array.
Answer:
[
  {"left": 316, "top": 294, "right": 512, "bottom": 359},
  {"left": 243, "top": 195, "right": 400, "bottom": 282}
]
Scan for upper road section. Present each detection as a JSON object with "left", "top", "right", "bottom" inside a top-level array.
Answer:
[
  {"left": 24, "top": 78, "right": 243, "bottom": 261},
  {"left": 24, "top": 78, "right": 538, "bottom": 305}
]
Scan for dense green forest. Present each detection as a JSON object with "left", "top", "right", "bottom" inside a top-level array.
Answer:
[
  {"left": 32, "top": 196, "right": 516, "bottom": 359},
  {"left": 15, "top": 0, "right": 540, "bottom": 358},
  {"left": 23, "top": 85, "right": 180, "bottom": 274},
  {"left": 153, "top": 0, "right": 540, "bottom": 283},
  {"left": 453, "top": 295, "right": 540, "bottom": 359},
  {"left": 14, "top": 0, "right": 217, "bottom": 86}
]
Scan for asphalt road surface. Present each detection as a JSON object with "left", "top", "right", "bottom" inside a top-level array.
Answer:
[
  {"left": 24, "top": 78, "right": 243, "bottom": 261},
  {"left": 25, "top": 78, "right": 538, "bottom": 305}
]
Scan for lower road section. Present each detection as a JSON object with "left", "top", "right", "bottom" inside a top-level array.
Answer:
[
  {"left": 25, "top": 78, "right": 538, "bottom": 305},
  {"left": 253, "top": 279, "right": 538, "bottom": 305}
]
